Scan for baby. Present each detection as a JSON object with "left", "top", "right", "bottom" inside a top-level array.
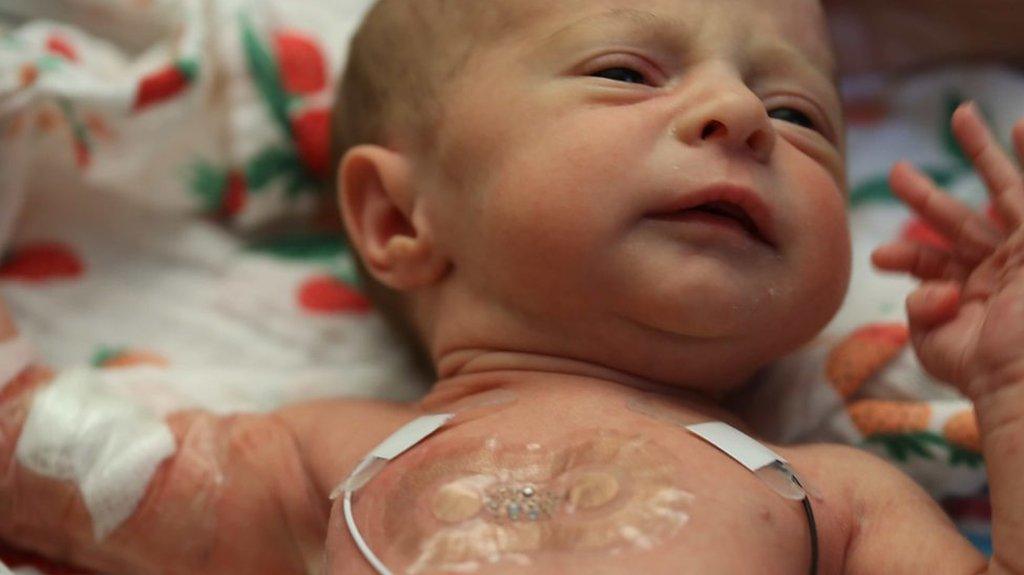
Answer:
[{"left": 3, "top": 0, "right": 1024, "bottom": 573}]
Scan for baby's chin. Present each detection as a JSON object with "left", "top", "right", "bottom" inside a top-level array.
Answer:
[
  {"left": 605, "top": 291, "right": 837, "bottom": 383},
  {"left": 615, "top": 281, "right": 800, "bottom": 339},
  {"left": 613, "top": 252, "right": 847, "bottom": 348}
]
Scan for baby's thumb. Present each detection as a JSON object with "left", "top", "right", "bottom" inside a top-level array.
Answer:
[{"left": 906, "top": 282, "right": 961, "bottom": 332}]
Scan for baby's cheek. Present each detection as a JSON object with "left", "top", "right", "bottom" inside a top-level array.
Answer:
[
  {"left": 784, "top": 192, "right": 852, "bottom": 326},
  {"left": 809, "top": 196, "right": 852, "bottom": 287}
]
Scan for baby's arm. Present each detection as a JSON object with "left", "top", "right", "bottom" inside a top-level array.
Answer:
[
  {"left": 836, "top": 447, "right": 989, "bottom": 573},
  {"left": 0, "top": 306, "right": 417, "bottom": 574},
  {"left": 867, "top": 104, "right": 1024, "bottom": 573}
]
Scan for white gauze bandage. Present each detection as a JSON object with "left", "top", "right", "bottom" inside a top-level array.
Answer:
[{"left": 15, "top": 367, "right": 177, "bottom": 540}]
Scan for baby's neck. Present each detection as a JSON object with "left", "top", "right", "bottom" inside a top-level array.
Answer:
[{"left": 424, "top": 350, "right": 750, "bottom": 431}]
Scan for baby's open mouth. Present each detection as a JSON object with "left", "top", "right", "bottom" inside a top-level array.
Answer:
[{"left": 650, "top": 200, "right": 772, "bottom": 246}]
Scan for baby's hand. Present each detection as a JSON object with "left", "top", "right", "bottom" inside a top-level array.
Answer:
[
  {"left": 872, "top": 106, "right": 1024, "bottom": 572},
  {"left": 872, "top": 102, "right": 1024, "bottom": 400}
]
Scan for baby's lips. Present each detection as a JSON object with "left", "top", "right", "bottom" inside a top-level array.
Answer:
[{"left": 648, "top": 183, "right": 778, "bottom": 248}]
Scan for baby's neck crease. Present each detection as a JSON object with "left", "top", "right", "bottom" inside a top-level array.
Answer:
[{"left": 426, "top": 349, "right": 736, "bottom": 420}]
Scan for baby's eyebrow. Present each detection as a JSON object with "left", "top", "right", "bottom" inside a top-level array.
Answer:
[
  {"left": 753, "top": 39, "right": 838, "bottom": 89},
  {"left": 540, "top": 8, "right": 693, "bottom": 52}
]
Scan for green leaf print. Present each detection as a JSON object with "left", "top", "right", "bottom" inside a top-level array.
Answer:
[
  {"left": 189, "top": 160, "right": 228, "bottom": 211},
  {"left": 246, "top": 146, "right": 302, "bottom": 189},
  {"left": 865, "top": 431, "right": 982, "bottom": 468},
  {"left": 240, "top": 16, "right": 293, "bottom": 140},
  {"left": 866, "top": 433, "right": 935, "bottom": 462},
  {"left": 948, "top": 445, "right": 985, "bottom": 469},
  {"left": 248, "top": 233, "right": 350, "bottom": 261},
  {"left": 849, "top": 174, "right": 894, "bottom": 207},
  {"left": 91, "top": 346, "right": 123, "bottom": 368},
  {"left": 36, "top": 54, "right": 63, "bottom": 72}
]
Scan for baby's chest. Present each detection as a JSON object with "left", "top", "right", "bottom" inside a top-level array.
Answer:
[{"left": 353, "top": 423, "right": 842, "bottom": 575}]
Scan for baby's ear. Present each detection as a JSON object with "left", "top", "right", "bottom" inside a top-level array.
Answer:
[{"left": 338, "top": 145, "right": 449, "bottom": 291}]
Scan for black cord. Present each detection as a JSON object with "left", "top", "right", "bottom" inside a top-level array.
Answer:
[{"left": 802, "top": 496, "right": 819, "bottom": 575}]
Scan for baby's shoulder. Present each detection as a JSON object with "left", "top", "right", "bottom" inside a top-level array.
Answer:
[{"left": 780, "top": 441, "right": 925, "bottom": 499}]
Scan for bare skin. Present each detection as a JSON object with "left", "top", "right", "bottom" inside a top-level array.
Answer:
[
  {"left": 0, "top": 363, "right": 987, "bottom": 575},
  {"left": 3, "top": 1, "right": 1024, "bottom": 573},
  {"left": 337, "top": 373, "right": 1001, "bottom": 575}
]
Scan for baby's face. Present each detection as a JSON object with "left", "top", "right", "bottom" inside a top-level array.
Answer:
[{"left": 418, "top": 0, "right": 851, "bottom": 391}]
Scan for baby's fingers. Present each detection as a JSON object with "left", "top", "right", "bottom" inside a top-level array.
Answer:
[
  {"left": 872, "top": 241, "right": 970, "bottom": 282},
  {"left": 906, "top": 282, "right": 962, "bottom": 332},
  {"left": 952, "top": 102, "right": 1024, "bottom": 228},
  {"left": 889, "top": 161, "right": 1003, "bottom": 264},
  {"left": 906, "top": 287, "right": 986, "bottom": 388}
]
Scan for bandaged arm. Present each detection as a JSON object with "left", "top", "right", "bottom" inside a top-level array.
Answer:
[{"left": 0, "top": 302, "right": 416, "bottom": 574}]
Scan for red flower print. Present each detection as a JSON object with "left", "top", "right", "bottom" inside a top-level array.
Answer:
[
  {"left": 85, "top": 114, "right": 115, "bottom": 142},
  {"left": 92, "top": 347, "right": 169, "bottom": 369},
  {"left": 0, "top": 242, "right": 85, "bottom": 282},
  {"left": 35, "top": 106, "right": 62, "bottom": 132},
  {"left": 46, "top": 35, "right": 78, "bottom": 62},
  {"left": 298, "top": 275, "right": 371, "bottom": 314},
  {"left": 273, "top": 31, "right": 327, "bottom": 96},
  {"left": 133, "top": 60, "right": 198, "bottom": 112},
  {"left": 221, "top": 170, "right": 248, "bottom": 218},
  {"left": 291, "top": 107, "right": 330, "bottom": 178},
  {"left": 74, "top": 139, "right": 90, "bottom": 168},
  {"left": 19, "top": 64, "right": 39, "bottom": 88}
]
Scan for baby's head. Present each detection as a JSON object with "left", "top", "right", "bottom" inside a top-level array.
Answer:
[{"left": 333, "top": 0, "right": 851, "bottom": 396}]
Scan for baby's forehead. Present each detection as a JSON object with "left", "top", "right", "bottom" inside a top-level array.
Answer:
[{"left": 509, "top": 0, "right": 835, "bottom": 80}]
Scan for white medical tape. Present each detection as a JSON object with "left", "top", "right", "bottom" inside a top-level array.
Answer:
[
  {"left": 686, "top": 422, "right": 808, "bottom": 501},
  {"left": 370, "top": 413, "right": 455, "bottom": 460},
  {"left": 0, "top": 557, "right": 11, "bottom": 575},
  {"left": 14, "top": 368, "right": 177, "bottom": 540},
  {"left": 334, "top": 413, "right": 455, "bottom": 575},
  {"left": 0, "top": 336, "right": 34, "bottom": 389},
  {"left": 686, "top": 422, "right": 785, "bottom": 472},
  {"left": 330, "top": 413, "right": 455, "bottom": 500}
]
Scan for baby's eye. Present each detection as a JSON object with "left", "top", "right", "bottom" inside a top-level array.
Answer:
[
  {"left": 768, "top": 107, "right": 819, "bottom": 132},
  {"left": 590, "top": 66, "right": 650, "bottom": 86}
]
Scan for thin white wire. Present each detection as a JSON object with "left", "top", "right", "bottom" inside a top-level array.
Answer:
[{"left": 344, "top": 489, "right": 393, "bottom": 575}]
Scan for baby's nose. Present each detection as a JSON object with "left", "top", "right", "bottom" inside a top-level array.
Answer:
[{"left": 673, "top": 79, "right": 776, "bottom": 163}]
